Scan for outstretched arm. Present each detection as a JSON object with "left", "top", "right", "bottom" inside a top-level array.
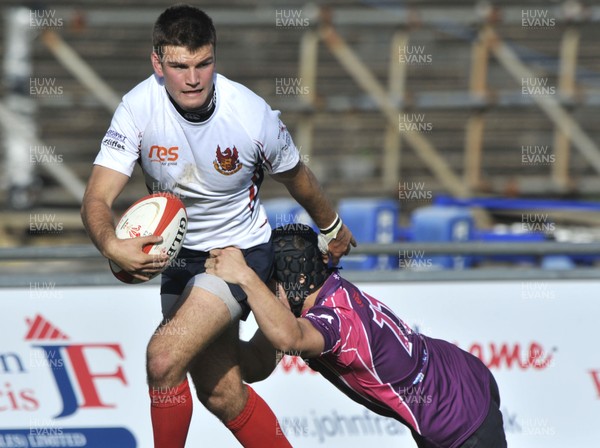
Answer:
[
  {"left": 207, "top": 247, "right": 325, "bottom": 358},
  {"left": 271, "top": 161, "right": 356, "bottom": 265}
]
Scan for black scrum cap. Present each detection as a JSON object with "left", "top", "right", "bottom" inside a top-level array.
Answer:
[{"left": 271, "top": 224, "right": 331, "bottom": 316}]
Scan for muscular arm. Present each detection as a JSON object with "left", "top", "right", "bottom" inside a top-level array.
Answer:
[
  {"left": 271, "top": 161, "right": 356, "bottom": 264},
  {"left": 81, "top": 165, "right": 128, "bottom": 257},
  {"left": 271, "top": 161, "right": 335, "bottom": 229},
  {"left": 207, "top": 248, "right": 325, "bottom": 358},
  {"left": 81, "top": 165, "right": 167, "bottom": 281}
]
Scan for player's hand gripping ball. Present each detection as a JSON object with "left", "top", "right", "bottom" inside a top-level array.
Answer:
[{"left": 109, "top": 193, "right": 188, "bottom": 284}]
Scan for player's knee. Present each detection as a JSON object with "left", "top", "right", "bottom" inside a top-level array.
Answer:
[{"left": 146, "top": 344, "right": 181, "bottom": 387}]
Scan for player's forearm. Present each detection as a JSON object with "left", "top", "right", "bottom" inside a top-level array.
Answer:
[
  {"left": 279, "top": 162, "right": 337, "bottom": 230},
  {"left": 81, "top": 196, "right": 119, "bottom": 258},
  {"left": 238, "top": 269, "right": 304, "bottom": 353}
]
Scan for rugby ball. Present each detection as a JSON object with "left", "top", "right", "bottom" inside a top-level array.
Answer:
[{"left": 109, "top": 193, "right": 188, "bottom": 284}]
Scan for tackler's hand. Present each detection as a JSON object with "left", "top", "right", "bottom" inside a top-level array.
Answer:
[{"left": 206, "top": 246, "right": 249, "bottom": 285}]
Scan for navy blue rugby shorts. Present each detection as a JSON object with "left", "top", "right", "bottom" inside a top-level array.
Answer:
[{"left": 160, "top": 241, "right": 274, "bottom": 320}]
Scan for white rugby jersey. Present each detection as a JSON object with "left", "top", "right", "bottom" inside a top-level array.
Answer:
[{"left": 94, "top": 73, "right": 300, "bottom": 251}]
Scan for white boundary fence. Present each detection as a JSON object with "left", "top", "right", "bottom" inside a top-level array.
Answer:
[{"left": 1, "top": 279, "right": 598, "bottom": 447}]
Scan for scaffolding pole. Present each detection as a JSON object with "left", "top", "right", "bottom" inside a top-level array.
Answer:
[
  {"left": 319, "top": 22, "right": 470, "bottom": 198},
  {"left": 490, "top": 29, "right": 600, "bottom": 175}
]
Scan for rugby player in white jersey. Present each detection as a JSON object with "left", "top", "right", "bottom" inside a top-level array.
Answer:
[{"left": 80, "top": 5, "right": 355, "bottom": 447}]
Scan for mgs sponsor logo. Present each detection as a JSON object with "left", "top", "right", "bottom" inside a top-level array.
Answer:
[{"left": 149, "top": 145, "right": 179, "bottom": 165}]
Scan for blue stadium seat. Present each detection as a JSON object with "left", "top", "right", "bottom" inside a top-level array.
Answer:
[
  {"left": 338, "top": 198, "right": 399, "bottom": 270},
  {"left": 541, "top": 255, "right": 576, "bottom": 270},
  {"left": 410, "top": 206, "right": 474, "bottom": 269}
]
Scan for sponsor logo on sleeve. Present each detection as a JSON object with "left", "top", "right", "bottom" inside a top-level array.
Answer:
[
  {"left": 102, "top": 130, "right": 127, "bottom": 151},
  {"left": 277, "top": 120, "right": 292, "bottom": 151}
]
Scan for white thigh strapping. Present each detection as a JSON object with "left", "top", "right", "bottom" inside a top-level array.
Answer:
[{"left": 160, "top": 273, "right": 243, "bottom": 321}]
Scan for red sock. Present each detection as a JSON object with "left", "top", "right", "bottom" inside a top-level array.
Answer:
[
  {"left": 149, "top": 378, "right": 193, "bottom": 448},
  {"left": 225, "top": 385, "right": 292, "bottom": 448}
]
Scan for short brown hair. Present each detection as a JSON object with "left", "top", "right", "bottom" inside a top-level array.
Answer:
[{"left": 152, "top": 4, "right": 216, "bottom": 55}]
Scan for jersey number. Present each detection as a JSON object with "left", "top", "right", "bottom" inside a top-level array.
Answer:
[{"left": 368, "top": 295, "right": 413, "bottom": 356}]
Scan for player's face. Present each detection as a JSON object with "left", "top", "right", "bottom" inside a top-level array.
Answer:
[{"left": 152, "top": 44, "right": 215, "bottom": 111}]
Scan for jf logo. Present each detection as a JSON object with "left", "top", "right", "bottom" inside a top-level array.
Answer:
[{"left": 26, "top": 314, "right": 128, "bottom": 418}]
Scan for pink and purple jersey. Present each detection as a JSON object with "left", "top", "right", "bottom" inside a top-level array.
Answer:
[{"left": 302, "top": 272, "right": 491, "bottom": 448}]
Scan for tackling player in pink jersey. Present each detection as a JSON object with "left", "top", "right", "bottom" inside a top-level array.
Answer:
[
  {"left": 207, "top": 225, "right": 507, "bottom": 448},
  {"left": 81, "top": 5, "right": 355, "bottom": 448}
]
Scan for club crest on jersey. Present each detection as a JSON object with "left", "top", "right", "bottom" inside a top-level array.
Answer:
[{"left": 214, "top": 145, "right": 242, "bottom": 175}]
